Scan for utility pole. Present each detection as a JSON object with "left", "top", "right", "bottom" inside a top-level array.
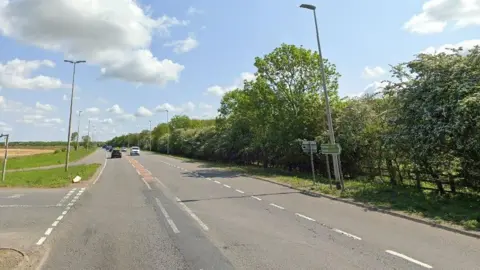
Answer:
[
  {"left": 64, "top": 60, "right": 86, "bottom": 172},
  {"left": 87, "top": 120, "right": 91, "bottom": 150},
  {"left": 149, "top": 120, "right": 152, "bottom": 151},
  {"left": 0, "top": 133, "right": 9, "bottom": 183},
  {"left": 76, "top": 110, "right": 82, "bottom": 150},
  {"left": 300, "top": 4, "right": 343, "bottom": 190}
]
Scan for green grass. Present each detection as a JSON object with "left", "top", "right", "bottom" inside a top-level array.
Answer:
[
  {"left": 0, "top": 164, "right": 101, "bottom": 188},
  {"left": 2, "top": 148, "right": 95, "bottom": 170},
  {"left": 163, "top": 154, "right": 480, "bottom": 231}
]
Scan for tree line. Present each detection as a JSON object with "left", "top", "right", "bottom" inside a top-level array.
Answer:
[{"left": 108, "top": 44, "right": 480, "bottom": 195}]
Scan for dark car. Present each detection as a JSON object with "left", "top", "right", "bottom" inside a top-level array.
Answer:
[{"left": 111, "top": 149, "right": 122, "bottom": 158}]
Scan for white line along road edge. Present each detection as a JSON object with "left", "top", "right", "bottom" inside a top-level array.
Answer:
[
  {"left": 332, "top": 228, "right": 362, "bottom": 240},
  {"left": 385, "top": 250, "right": 433, "bottom": 269},
  {"left": 155, "top": 198, "right": 180, "bottom": 234},
  {"left": 93, "top": 158, "right": 108, "bottom": 185},
  {"left": 176, "top": 197, "right": 209, "bottom": 231}
]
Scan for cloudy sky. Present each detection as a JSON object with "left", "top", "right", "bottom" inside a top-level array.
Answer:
[{"left": 0, "top": 0, "right": 479, "bottom": 141}]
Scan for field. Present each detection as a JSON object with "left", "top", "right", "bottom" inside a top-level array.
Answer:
[
  {"left": 1, "top": 148, "right": 95, "bottom": 170},
  {"left": 7, "top": 148, "right": 55, "bottom": 157},
  {"left": 0, "top": 164, "right": 101, "bottom": 188}
]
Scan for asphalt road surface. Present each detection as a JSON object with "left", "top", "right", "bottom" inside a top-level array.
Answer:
[{"left": 38, "top": 151, "right": 480, "bottom": 270}]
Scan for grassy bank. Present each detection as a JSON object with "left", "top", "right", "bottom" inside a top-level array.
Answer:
[
  {"left": 2, "top": 148, "right": 95, "bottom": 170},
  {"left": 0, "top": 164, "right": 100, "bottom": 188},
  {"left": 162, "top": 154, "right": 480, "bottom": 231}
]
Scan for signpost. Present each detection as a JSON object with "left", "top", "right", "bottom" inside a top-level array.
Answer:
[
  {"left": 320, "top": 143, "right": 341, "bottom": 155},
  {"left": 0, "top": 133, "right": 9, "bottom": 183},
  {"left": 302, "top": 141, "right": 317, "bottom": 182}
]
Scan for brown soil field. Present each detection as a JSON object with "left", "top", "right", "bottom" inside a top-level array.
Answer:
[{"left": 3, "top": 148, "right": 55, "bottom": 157}]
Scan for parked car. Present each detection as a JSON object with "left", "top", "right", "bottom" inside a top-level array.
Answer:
[
  {"left": 130, "top": 146, "right": 140, "bottom": 156},
  {"left": 121, "top": 147, "right": 127, "bottom": 152},
  {"left": 111, "top": 149, "right": 122, "bottom": 158}
]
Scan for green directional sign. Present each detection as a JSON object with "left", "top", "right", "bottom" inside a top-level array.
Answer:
[{"left": 320, "top": 143, "right": 341, "bottom": 154}]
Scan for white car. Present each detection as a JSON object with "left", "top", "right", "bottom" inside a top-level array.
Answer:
[{"left": 130, "top": 146, "right": 140, "bottom": 156}]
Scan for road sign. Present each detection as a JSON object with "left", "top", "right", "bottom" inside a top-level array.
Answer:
[
  {"left": 301, "top": 141, "right": 317, "bottom": 154},
  {"left": 320, "top": 143, "right": 341, "bottom": 154}
]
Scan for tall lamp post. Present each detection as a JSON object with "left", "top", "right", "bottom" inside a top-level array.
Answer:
[
  {"left": 149, "top": 120, "right": 152, "bottom": 151},
  {"left": 64, "top": 60, "right": 86, "bottom": 172},
  {"left": 76, "top": 110, "right": 83, "bottom": 150},
  {"left": 299, "top": 4, "right": 343, "bottom": 190},
  {"left": 0, "top": 133, "right": 9, "bottom": 183}
]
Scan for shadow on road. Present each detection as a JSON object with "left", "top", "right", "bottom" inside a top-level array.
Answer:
[{"left": 178, "top": 191, "right": 300, "bottom": 203}]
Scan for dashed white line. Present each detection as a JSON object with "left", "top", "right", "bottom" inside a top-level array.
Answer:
[
  {"left": 214, "top": 180, "right": 221, "bottom": 184},
  {"left": 155, "top": 198, "right": 180, "bottom": 234},
  {"left": 44, "top": 228, "right": 53, "bottom": 236},
  {"left": 295, "top": 213, "right": 316, "bottom": 221},
  {"left": 269, "top": 203, "right": 285, "bottom": 210},
  {"left": 141, "top": 178, "right": 152, "bottom": 190},
  {"left": 386, "top": 250, "right": 433, "bottom": 269},
  {"left": 154, "top": 177, "right": 168, "bottom": 189},
  {"left": 136, "top": 170, "right": 141, "bottom": 175},
  {"left": 206, "top": 178, "right": 212, "bottom": 181},
  {"left": 223, "top": 184, "right": 231, "bottom": 188},
  {"left": 235, "top": 189, "right": 245, "bottom": 194},
  {"left": 62, "top": 211, "right": 67, "bottom": 215},
  {"left": 67, "top": 203, "right": 74, "bottom": 207},
  {"left": 332, "top": 228, "right": 362, "bottom": 240},
  {"left": 251, "top": 196, "right": 262, "bottom": 201},
  {"left": 36, "top": 237, "right": 46, "bottom": 246},
  {"left": 56, "top": 215, "right": 64, "bottom": 221},
  {"left": 176, "top": 197, "right": 209, "bottom": 231},
  {"left": 52, "top": 221, "right": 59, "bottom": 227},
  {"left": 65, "top": 206, "right": 71, "bottom": 210}
]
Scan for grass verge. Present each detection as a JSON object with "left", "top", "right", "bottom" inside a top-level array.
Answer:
[
  {"left": 2, "top": 148, "right": 95, "bottom": 170},
  {"left": 0, "top": 164, "right": 100, "bottom": 188},
  {"left": 162, "top": 154, "right": 480, "bottom": 231}
]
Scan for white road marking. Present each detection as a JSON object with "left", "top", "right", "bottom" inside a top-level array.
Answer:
[
  {"left": 71, "top": 199, "right": 77, "bottom": 203},
  {"left": 155, "top": 198, "right": 180, "bottom": 234},
  {"left": 6, "top": 194, "right": 24, "bottom": 199},
  {"left": 223, "top": 184, "right": 231, "bottom": 188},
  {"left": 67, "top": 203, "right": 74, "bottom": 206},
  {"left": 0, "top": 204, "right": 57, "bottom": 208},
  {"left": 176, "top": 197, "right": 209, "bottom": 231},
  {"left": 206, "top": 178, "right": 212, "bottom": 181},
  {"left": 56, "top": 215, "right": 64, "bottom": 221},
  {"left": 141, "top": 178, "right": 152, "bottom": 190},
  {"left": 52, "top": 221, "right": 59, "bottom": 227},
  {"left": 235, "top": 189, "right": 245, "bottom": 194},
  {"left": 36, "top": 237, "right": 46, "bottom": 245},
  {"left": 295, "top": 213, "right": 316, "bottom": 221},
  {"left": 56, "top": 188, "right": 76, "bottom": 206},
  {"left": 269, "top": 203, "right": 285, "bottom": 210},
  {"left": 62, "top": 211, "right": 67, "bottom": 215},
  {"left": 214, "top": 180, "right": 221, "bottom": 184},
  {"left": 44, "top": 228, "right": 53, "bottom": 236},
  {"left": 65, "top": 206, "right": 71, "bottom": 210},
  {"left": 93, "top": 158, "right": 108, "bottom": 185},
  {"left": 251, "top": 196, "right": 262, "bottom": 201},
  {"left": 154, "top": 177, "right": 168, "bottom": 189},
  {"left": 385, "top": 250, "right": 433, "bottom": 269},
  {"left": 136, "top": 170, "right": 141, "bottom": 175},
  {"left": 332, "top": 228, "right": 362, "bottom": 240}
]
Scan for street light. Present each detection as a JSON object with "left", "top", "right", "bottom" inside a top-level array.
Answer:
[
  {"left": 64, "top": 60, "right": 86, "bottom": 171},
  {"left": 299, "top": 4, "right": 343, "bottom": 190},
  {"left": 149, "top": 120, "right": 152, "bottom": 151},
  {"left": 0, "top": 133, "right": 9, "bottom": 182},
  {"left": 76, "top": 110, "right": 82, "bottom": 150}
]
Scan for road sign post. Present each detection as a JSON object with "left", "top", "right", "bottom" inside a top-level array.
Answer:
[
  {"left": 320, "top": 143, "right": 341, "bottom": 154},
  {"left": 301, "top": 141, "right": 317, "bottom": 182},
  {"left": 1, "top": 134, "right": 9, "bottom": 183}
]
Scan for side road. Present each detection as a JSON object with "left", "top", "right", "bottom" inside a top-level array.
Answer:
[{"left": 5, "top": 149, "right": 103, "bottom": 172}]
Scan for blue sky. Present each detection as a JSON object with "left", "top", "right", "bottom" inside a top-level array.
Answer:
[{"left": 0, "top": 0, "right": 479, "bottom": 141}]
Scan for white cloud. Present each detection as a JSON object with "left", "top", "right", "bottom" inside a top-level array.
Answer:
[
  {"left": 154, "top": 102, "right": 196, "bottom": 113},
  {"left": 85, "top": 107, "right": 100, "bottom": 114},
  {"left": 0, "top": 59, "right": 65, "bottom": 89},
  {"left": 0, "top": 0, "right": 187, "bottom": 86},
  {"left": 206, "top": 72, "right": 256, "bottom": 96},
  {"left": 35, "top": 101, "right": 54, "bottom": 111},
  {"left": 44, "top": 118, "right": 62, "bottom": 124},
  {"left": 118, "top": 114, "right": 136, "bottom": 122},
  {"left": 0, "top": 121, "right": 12, "bottom": 132},
  {"left": 106, "top": 104, "right": 124, "bottom": 114},
  {"left": 404, "top": 0, "right": 480, "bottom": 34},
  {"left": 421, "top": 39, "right": 480, "bottom": 54},
  {"left": 187, "top": 6, "right": 204, "bottom": 15},
  {"left": 102, "top": 118, "right": 113, "bottom": 124},
  {"left": 164, "top": 33, "right": 199, "bottom": 54},
  {"left": 135, "top": 106, "right": 153, "bottom": 117},
  {"left": 199, "top": 103, "right": 213, "bottom": 110},
  {"left": 362, "top": 66, "right": 386, "bottom": 78},
  {"left": 63, "top": 94, "right": 79, "bottom": 101}
]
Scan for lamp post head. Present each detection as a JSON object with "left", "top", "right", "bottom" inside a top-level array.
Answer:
[{"left": 300, "top": 4, "right": 316, "bottom": 10}]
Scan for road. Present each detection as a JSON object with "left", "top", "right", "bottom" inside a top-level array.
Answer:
[{"left": 37, "top": 151, "right": 480, "bottom": 269}]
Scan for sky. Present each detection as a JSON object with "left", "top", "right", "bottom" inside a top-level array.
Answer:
[{"left": 0, "top": 0, "right": 479, "bottom": 142}]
